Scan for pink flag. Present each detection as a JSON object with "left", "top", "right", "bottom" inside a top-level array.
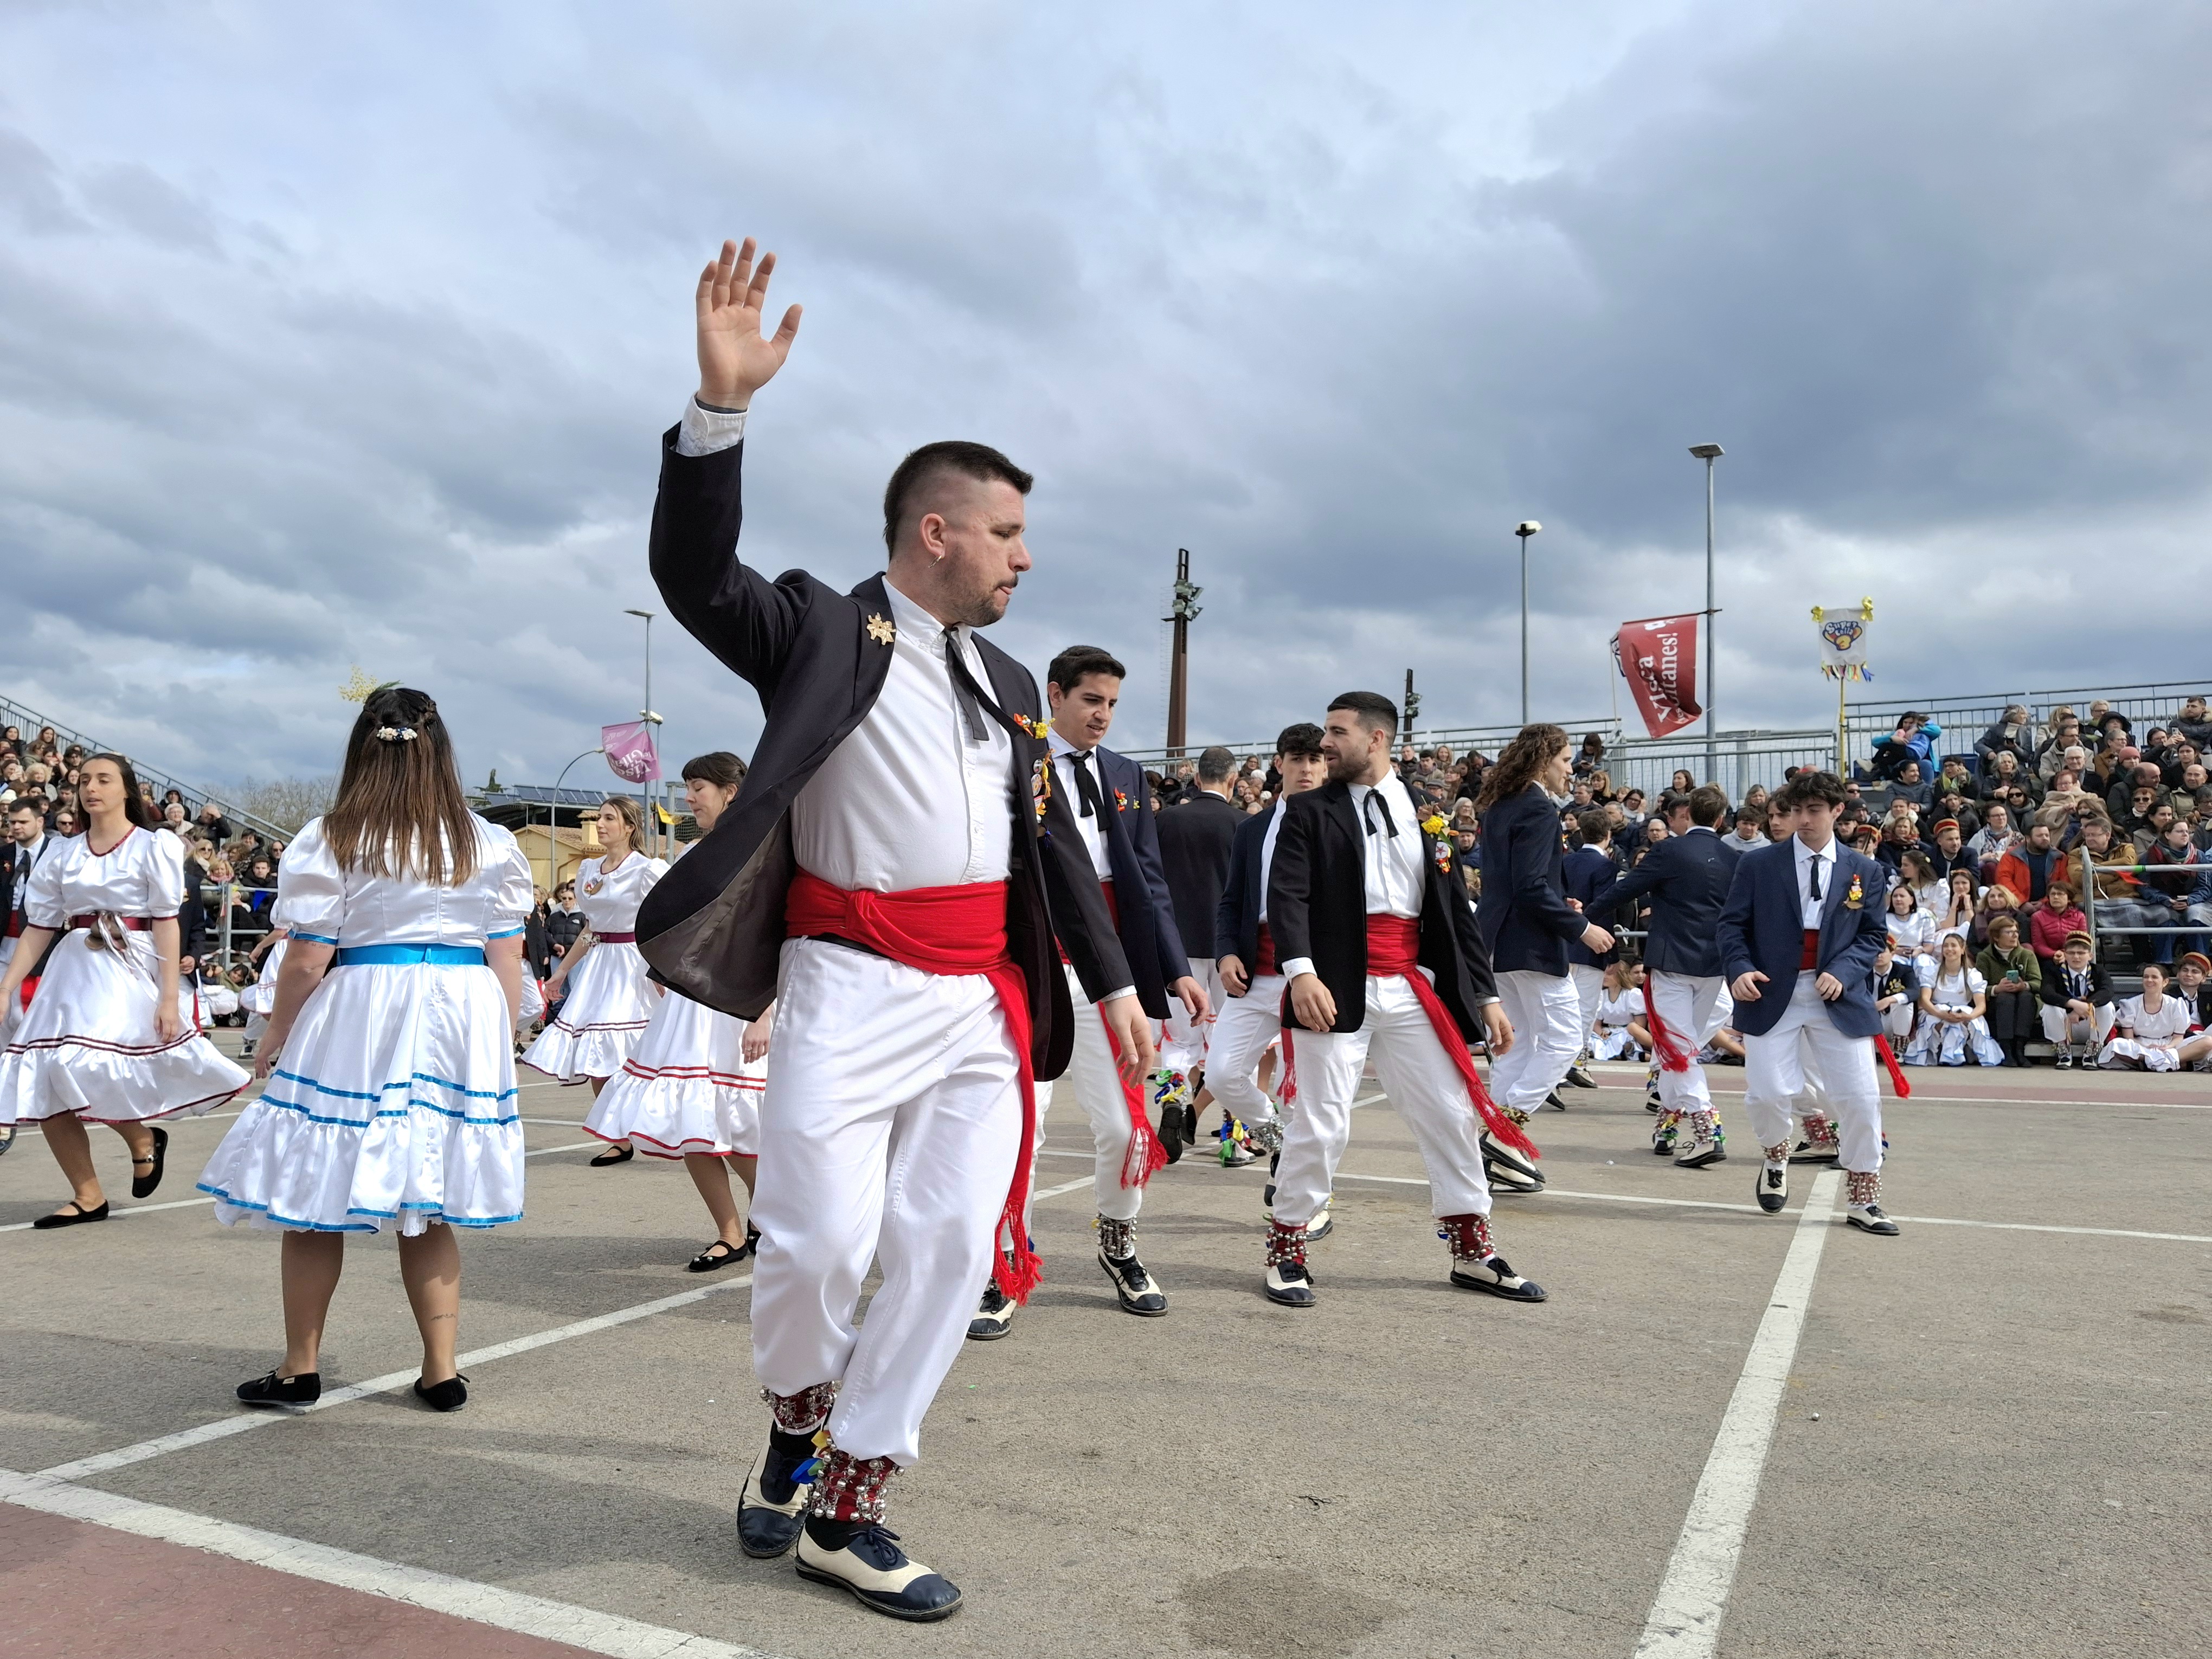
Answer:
[
  {"left": 1612, "top": 615, "right": 1703, "bottom": 739},
  {"left": 600, "top": 720, "right": 661, "bottom": 784}
]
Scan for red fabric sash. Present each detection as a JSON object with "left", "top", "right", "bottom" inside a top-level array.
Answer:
[
  {"left": 1054, "top": 880, "right": 1168, "bottom": 1193},
  {"left": 1640, "top": 976, "right": 1695, "bottom": 1073},
  {"left": 595, "top": 930, "right": 638, "bottom": 944},
  {"left": 1799, "top": 929, "right": 1821, "bottom": 970},
  {"left": 1253, "top": 922, "right": 1278, "bottom": 978},
  {"left": 68, "top": 914, "right": 150, "bottom": 931},
  {"left": 1361, "top": 915, "right": 1539, "bottom": 1160},
  {"left": 785, "top": 869, "right": 1042, "bottom": 1302},
  {"left": 1874, "top": 1033, "right": 1912, "bottom": 1098}
]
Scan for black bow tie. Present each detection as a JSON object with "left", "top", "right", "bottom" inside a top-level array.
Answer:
[{"left": 1362, "top": 788, "right": 1398, "bottom": 838}]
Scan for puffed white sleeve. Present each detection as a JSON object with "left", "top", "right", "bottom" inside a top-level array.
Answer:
[
  {"left": 143, "top": 829, "right": 188, "bottom": 918},
  {"left": 483, "top": 824, "right": 534, "bottom": 940},
  {"left": 271, "top": 819, "right": 346, "bottom": 944},
  {"left": 22, "top": 846, "right": 69, "bottom": 929},
  {"left": 1966, "top": 968, "right": 1988, "bottom": 995}
]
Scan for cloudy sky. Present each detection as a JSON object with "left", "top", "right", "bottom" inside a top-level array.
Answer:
[{"left": 3, "top": 1, "right": 2208, "bottom": 793}]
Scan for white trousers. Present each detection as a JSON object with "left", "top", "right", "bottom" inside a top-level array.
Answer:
[
  {"left": 1027, "top": 962, "right": 1143, "bottom": 1224},
  {"left": 1491, "top": 970, "right": 1585, "bottom": 1114},
  {"left": 1274, "top": 973, "right": 1490, "bottom": 1226},
  {"left": 1569, "top": 964, "right": 1606, "bottom": 1051},
  {"left": 750, "top": 938, "right": 1023, "bottom": 1467},
  {"left": 1740, "top": 973, "right": 1882, "bottom": 1174},
  {"left": 1649, "top": 972, "right": 1729, "bottom": 1115},
  {"left": 1878, "top": 1000, "right": 1916, "bottom": 1041},
  {"left": 1159, "top": 956, "right": 1219, "bottom": 1077},
  {"left": 1207, "top": 972, "right": 1285, "bottom": 1128},
  {"left": 2040, "top": 1003, "right": 2115, "bottom": 1046}
]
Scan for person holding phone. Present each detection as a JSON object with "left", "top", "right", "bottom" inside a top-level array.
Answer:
[{"left": 1973, "top": 915, "right": 2042, "bottom": 1065}]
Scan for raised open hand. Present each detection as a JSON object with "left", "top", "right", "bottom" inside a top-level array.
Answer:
[{"left": 696, "top": 237, "right": 802, "bottom": 409}]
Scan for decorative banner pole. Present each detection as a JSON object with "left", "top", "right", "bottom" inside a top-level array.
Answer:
[{"left": 1810, "top": 596, "right": 1875, "bottom": 773}]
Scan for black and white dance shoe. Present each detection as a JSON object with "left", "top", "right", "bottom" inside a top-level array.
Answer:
[
  {"left": 1787, "top": 1138, "right": 1841, "bottom": 1166},
  {"left": 1448, "top": 1254, "right": 1547, "bottom": 1302},
  {"left": 796, "top": 1517, "right": 963, "bottom": 1621},
  {"left": 1845, "top": 1203, "right": 1901, "bottom": 1236},
  {"left": 1302, "top": 1194, "right": 1334, "bottom": 1242},
  {"left": 0, "top": 1123, "right": 12, "bottom": 1156},
  {"left": 236, "top": 1369, "right": 321, "bottom": 1408},
  {"left": 1674, "top": 1127, "right": 1726, "bottom": 1169},
  {"left": 737, "top": 1430, "right": 817, "bottom": 1558},
  {"left": 965, "top": 1281, "right": 1016, "bottom": 1341},
  {"left": 1564, "top": 1061, "right": 1598, "bottom": 1089},
  {"left": 1263, "top": 1260, "right": 1317, "bottom": 1307},
  {"left": 1480, "top": 1131, "right": 1545, "bottom": 1194},
  {"left": 1543, "top": 1090, "right": 1569, "bottom": 1112},
  {"left": 1755, "top": 1161, "right": 1787, "bottom": 1213},
  {"left": 1097, "top": 1249, "right": 1169, "bottom": 1316}
]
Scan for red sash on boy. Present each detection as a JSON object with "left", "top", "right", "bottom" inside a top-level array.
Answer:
[
  {"left": 1054, "top": 880, "right": 1170, "bottom": 1191},
  {"left": 785, "top": 869, "right": 1044, "bottom": 1301},
  {"left": 1639, "top": 979, "right": 1696, "bottom": 1074}
]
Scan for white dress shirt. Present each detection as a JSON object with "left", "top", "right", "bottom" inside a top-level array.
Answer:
[
  {"left": 1281, "top": 773, "right": 1426, "bottom": 982},
  {"left": 1792, "top": 834, "right": 1838, "bottom": 933},
  {"left": 1258, "top": 798, "right": 1288, "bottom": 924},
  {"left": 1047, "top": 730, "right": 1114, "bottom": 880}
]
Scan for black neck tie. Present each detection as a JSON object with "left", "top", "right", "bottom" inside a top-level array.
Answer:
[
  {"left": 944, "top": 632, "right": 989, "bottom": 742},
  {"left": 1808, "top": 854, "right": 1822, "bottom": 903},
  {"left": 1068, "top": 749, "right": 1105, "bottom": 818},
  {"left": 1362, "top": 788, "right": 1398, "bottom": 838}
]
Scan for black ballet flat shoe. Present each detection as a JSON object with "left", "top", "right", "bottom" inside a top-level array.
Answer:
[
  {"left": 413, "top": 1374, "right": 470, "bottom": 1412},
  {"left": 589, "top": 1143, "right": 635, "bottom": 1167},
  {"left": 236, "top": 1369, "right": 322, "bottom": 1408},
  {"left": 688, "top": 1238, "right": 748, "bottom": 1274},
  {"left": 796, "top": 1517, "right": 963, "bottom": 1621},
  {"left": 33, "top": 1200, "right": 110, "bottom": 1230},
  {"left": 130, "top": 1126, "right": 169, "bottom": 1199}
]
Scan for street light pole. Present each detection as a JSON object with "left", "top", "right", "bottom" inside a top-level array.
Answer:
[
  {"left": 623, "top": 607, "right": 660, "bottom": 857},
  {"left": 1515, "top": 522, "right": 1541, "bottom": 726},
  {"left": 545, "top": 747, "right": 606, "bottom": 897},
  {"left": 1687, "top": 445, "right": 1724, "bottom": 784}
]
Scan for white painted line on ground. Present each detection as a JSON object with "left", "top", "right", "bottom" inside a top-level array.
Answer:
[
  {"left": 1631, "top": 1169, "right": 1841, "bottom": 1659},
  {"left": 1888, "top": 1214, "right": 2212, "bottom": 1244},
  {"left": 36, "top": 1272, "right": 754, "bottom": 1483},
  {"left": 1032, "top": 1174, "right": 1100, "bottom": 1201},
  {"left": 0, "top": 1468, "right": 792, "bottom": 1659}
]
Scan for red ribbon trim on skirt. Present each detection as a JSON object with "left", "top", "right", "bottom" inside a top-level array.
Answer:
[
  {"left": 1639, "top": 976, "right": 1696, "bottom": 1073},
  {"left": 786, "top": 869, "right": 1043, "bottom": 1303},
  {"left": 1056, "top": 879, "right": 1168, "bottom": 1192}
]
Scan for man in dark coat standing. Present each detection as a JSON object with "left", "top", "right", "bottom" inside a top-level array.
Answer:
[
  {"left": 1264, "top": 692, "right": 1541, "bottom": 1308},
  {"left": 1716, "top": 770, "right": 1898, "bottom": 1233},
  {"left": 1559, "top": 806, "right": 1620, "bottom": 1091},
  {"left": 637, "top": 237, "right": 1144, "bottom": 1619},
  {"left": 1152, "top": 744, "right": 1242, "bottom": 1148}
]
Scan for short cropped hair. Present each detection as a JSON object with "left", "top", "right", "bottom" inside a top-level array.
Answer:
[
  {"left": 1774, "top": 769, "right": 1848, "bottom": 812},
  {"left": 1196, "top": 745, "right": 1235, "bottom": 785},
  {"left": 1575, "top": 807, "right": 1611, "bottom": 844},
  {"left": 882, "top": 440, "right": 1033, "bottom": 555},
  {"left": 1326, "top": 691, "right": 1400, "bottom": 736},
  {"left": 1047, "top": 646, "right": 1125, "bottom": 692},
  {"left": 1688, "top": 785, "right": 1729, "bottom": 828},
  {"left": 1275, "top": 723, "right": 1324, "bottom": 760}
]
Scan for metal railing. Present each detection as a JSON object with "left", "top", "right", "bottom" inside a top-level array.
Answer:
[
  {"left": 197, "top": 880, "right": 280, "bottom": 969},
  {"left": 0, "top": 692, "right": 292, "bottom": 843},
  {"left": 2080, "top": 858, "right": 2209, "bottom": 965}
]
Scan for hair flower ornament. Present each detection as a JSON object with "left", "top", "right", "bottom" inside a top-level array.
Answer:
[{"left": 373, "top": 725, "right": 420, "bottom": 743}]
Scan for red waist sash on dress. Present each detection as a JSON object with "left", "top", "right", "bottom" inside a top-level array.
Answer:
[
  {"left": 595, "top": 931, "right": 638, "bottom": 944},
  {"left": 1052, "top": 879, "right": 1170, "bottom": 1198},
  {"left": 68, "top": 914, "right": 150, "bottom": 931},
  {"left": 785, "top": 868, "right": 1044, "bottom": 1303}
]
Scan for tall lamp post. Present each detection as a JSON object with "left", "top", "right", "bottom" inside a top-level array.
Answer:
[
  {"left": 543, "top": 747, "right": 605, "bottom": 897},
  {"left": 623, "top": 607, "right": 662, "bottom": 856},
  {"left": 1164, "top": 549, "right": 1202, "bottom": 758},
  {"left": 1515, "top": 521, "right": 1541, "bottom": 725},
  {"left": 1687, "top": 444, "right": 1724, "bottom": 785}
]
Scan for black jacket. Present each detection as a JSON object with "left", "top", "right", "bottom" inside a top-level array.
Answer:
[
  {"left": 1075, "top": 744, "right": 1189, "bottom": 1014},
  {"left": 2039, "top": 960, "right": 2115, "bottom": 1010},
  {"left": 635, "top": 430, "right": 1124, "bottom": 1080},
  {"left": 1560, "top": 845, "right": 1620, "bottom": 968},
  {"left": 1475, "top": 783, "right": 1585, "bottom": 976},
  {"left": 1265, "top": 780, "right": 1497, "bottom": 1036},
  {"left": 1585, "top": 827, "right": 1736, "bottom": 979},
  {"left": 545, "top": 907, "right": 586, "bottom": 960},
  {"left": 1216, "top": 803, "right": 1274, "bottom": 969},
  {"left": 1153, "top": 788, "right": 1240, "bottom": 967}
]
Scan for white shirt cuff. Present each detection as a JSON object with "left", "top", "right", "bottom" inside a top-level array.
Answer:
[
  {"left": 1102, "top": 985, "right": 1137, "bottom": 1005},
  {"left": 1281, "top": 956, "right": 1316, "bottom": 981},
  {"left": 676, "top": 397, "right": 748, "bottom": 458}
]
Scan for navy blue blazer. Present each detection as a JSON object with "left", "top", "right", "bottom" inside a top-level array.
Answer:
[
  {"left": 1475, "top": 785, "right": 1586, "bottom": 976},
  {"left": 1215, "top": 802, "right": 1274, "bottom": 972},
  {"left": 1074, "top": 744, "right": 1191, "bottom": 1017},
  {"left": 1560, "top": 845, "right": 1620, "bottom": 968},
  {"left": 1714, "top": 839, "right": 1890, "bottom": 1038},
  {"left": 1584, "top": 827, "right": 1736, "bottom": 979}
]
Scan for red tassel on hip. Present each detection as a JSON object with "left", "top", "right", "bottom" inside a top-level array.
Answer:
[
  {"left": 1096, "top": 1009, "right": 1169, "bottom": 1188},
  {"left": 1640, "top": 977, "right": 1695, "bottom": 1073},
  {"left": 1873, "top": 1033, "right": 1912, "bottom": 1098}
]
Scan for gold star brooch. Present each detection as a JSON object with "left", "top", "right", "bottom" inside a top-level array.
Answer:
[{"left": 865, "top": 613, "right": 896, "bottom": 645}]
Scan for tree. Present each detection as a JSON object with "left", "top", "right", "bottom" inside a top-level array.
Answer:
[{"left": 230, "top": 775, "right": 337, "bottom": 833}]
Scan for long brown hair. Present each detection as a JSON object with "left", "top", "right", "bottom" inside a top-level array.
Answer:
[
  {"left": 323, "top": 686, "right": 478, "bottom": 885},
  {"left": 597, "top": 794, "right": 644, "bottom": 852},
  {"left": 81, "top": 753, "right": 158, "bottom": 829},
  {"left": 1473, "top": 723, "right": 1568, "bottom": 814}
]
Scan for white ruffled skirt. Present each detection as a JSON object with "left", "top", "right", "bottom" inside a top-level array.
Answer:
[
  {"left": 1592, "top": 1024, "right": 1644, "bottom": 1061},
  {"left": 1904, "top": 1009, "right": 2005, "bottom": 1066},
  {"left": 522, "top": 940, "right": 655, "bottom": 1083},
  {"left": 197, "top": 959, "right": 525, "bottom": 1234},
  {"left": 584, "top": 991, "right": 763, "bottom": 1157},
  {"left": 0, "top": 931, "right": 248, "bottom": 1124},
  {"left": 2098, "top": 1038, "right": 2182, "bottom": 1072}
]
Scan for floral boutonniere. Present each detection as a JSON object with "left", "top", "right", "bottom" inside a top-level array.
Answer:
[
  {"left": 1422, "top": 814, "right": 1449, "bottom": 838},
  {"left": 1032, "top": 755, "right": 1053, "bottom": 822},
  {"left": 1843, "top": 872, "right": 1864, "bottom": 910},
  {"left": 1114, "top": 787, "right": 1130, "bottom": 812},
  {"left": 1423, "top": 814, "right": 1454, "bottom": 874},
  {"left": 1023, "top": 715, "right": 1050, "bottom": 740}
]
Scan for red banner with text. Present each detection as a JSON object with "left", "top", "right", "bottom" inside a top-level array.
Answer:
[{"left": 1613, "top": 615, "right": 1703, "bottom": 738}]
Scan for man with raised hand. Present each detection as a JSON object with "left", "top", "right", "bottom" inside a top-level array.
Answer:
[
  {"left": 639, "top": 237, "right": 1149, "bottom": 1622},
  {"left": 1211, "top": 723, "right": 1330, "bottom": 1230},
  {"left": 1716, "top": 770, "right": 1898, "bottom": 1234},
  {"left": 968, "top": 645, "right": 1204, "bottom": 1336},
  {"left": 1264, "top": 693, "right": 1540, "bottom": 1309}
]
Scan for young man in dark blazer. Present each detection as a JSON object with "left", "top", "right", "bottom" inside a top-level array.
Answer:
[
  {"left": 969, "top": 646, "right": 1205, "bottom": 1335},
  {"left": 1264, "top": 692, "right": 1541, "bottom": 1308},
  {"left": 1715, "top": 770, "right": 1898, "bottom": 1233},
  {"left": 1152, "top": 744, "right": 1243, "bottom": 1150},
  {"left": 1585, "top": 784, "right": 1740, "bottom": 1168},
  {"left": 1212, "top": 724, "right": 1329, "bottom": 1228},
  {"left": 1472, "top": 724, "right": 1617, "bottom": 1192},
  {"left": 640, "top": 238, "right": 1144, "bottom": 1619}
]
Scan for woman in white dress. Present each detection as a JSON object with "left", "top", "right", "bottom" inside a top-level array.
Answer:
[
  {"left": 584, "top": 753, "right": 771, "bottom": 1269},
  {"left": 1885, "top": 882, "right": 1938, "bottom": 967},
  {"left": 0, "top": 754, "right": 248, "bottom": 1227},
  {"left": 522, "top": 796, "right": 666, "bottom": 1162},
  {"left": 1589, "top": 961, "right": 1648, "bottom": 1061},
  {"left": 1904, "top": 932, "right": 2005, "bottom": 1066},
  {"left": 2098, "top": 962, "right": 2192, "bottom": 1071},
  {"left": 196, "top": 688, "right": 532, "bottom": 1412},
  {"left": 238, "top": 924, "right": 288, "bottom": 1059}
]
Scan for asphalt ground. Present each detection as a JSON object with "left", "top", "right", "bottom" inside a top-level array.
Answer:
[{"left": 2, "top": 1036, "right": 2207, "bottom": 1659}]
